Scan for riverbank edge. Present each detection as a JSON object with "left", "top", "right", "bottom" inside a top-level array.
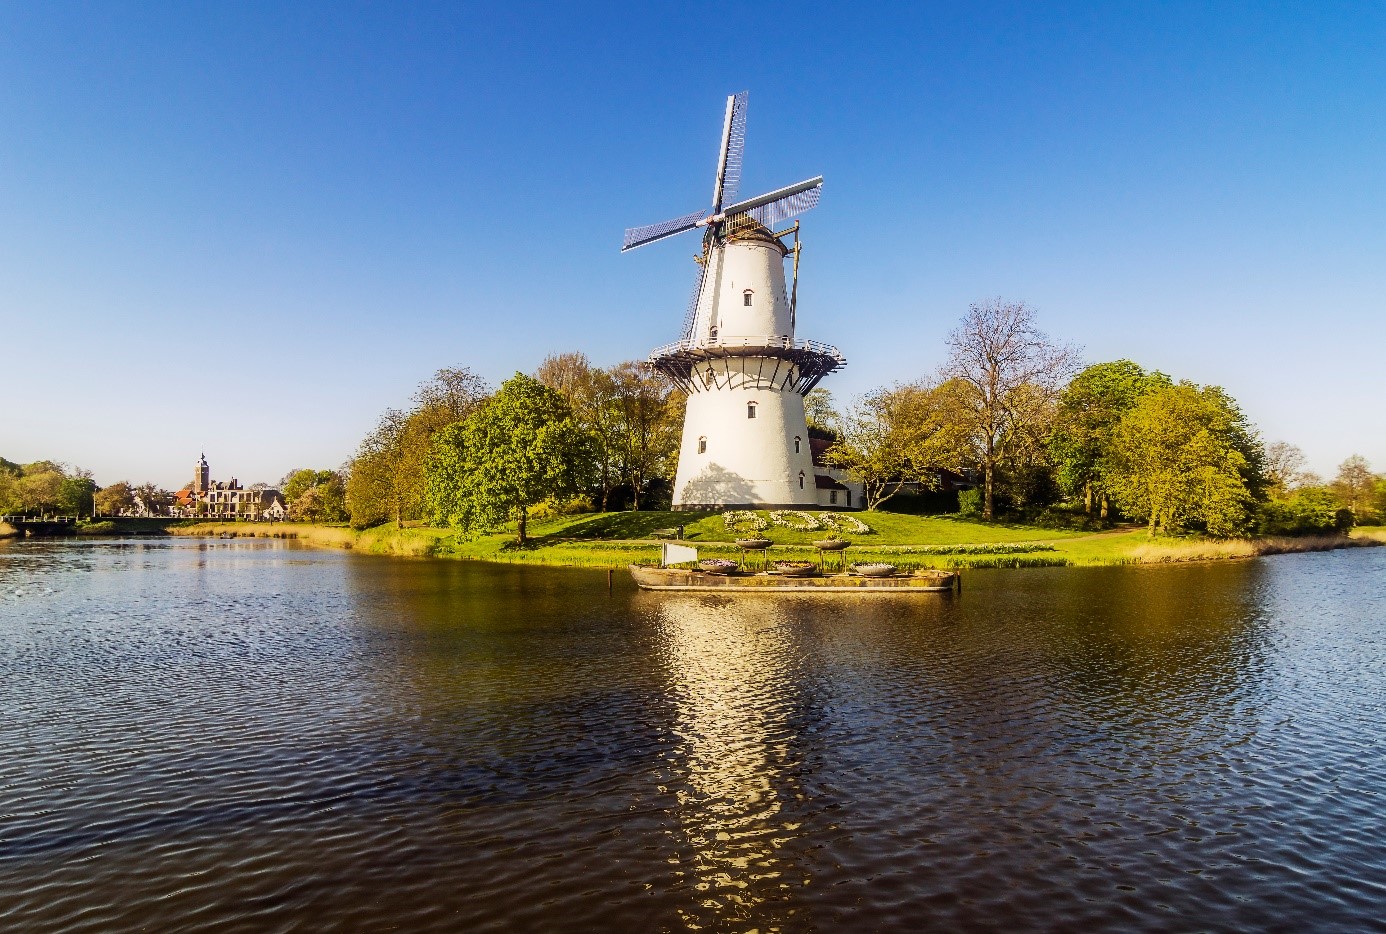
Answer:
[{"left": 163, "top": 521, "right": 1386, "bottom": 569}]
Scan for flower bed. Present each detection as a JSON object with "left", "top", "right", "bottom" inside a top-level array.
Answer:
[
  {"left": 723, "top": 510, "right": 769, "bottom": 533},
  {"left": 769, "top": 510, "right": 825, "bottom": 532},
  {"left": 815, "top": 513, "right": 872, "bottom": 534}
]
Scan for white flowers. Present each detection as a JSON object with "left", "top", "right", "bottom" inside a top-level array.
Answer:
[
  {"left": 723, "top": 510, "right": 769, "bottom": 532},
  {"left": 769, "top": 510, "right": 822, "bottom": 531},
  {"left": 722, "top": 510, "right": 873, "bottom": 534}
]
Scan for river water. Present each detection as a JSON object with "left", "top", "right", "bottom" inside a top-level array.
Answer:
[{"left": 1, "top": 537, "right": 1384, "bottom": 932}]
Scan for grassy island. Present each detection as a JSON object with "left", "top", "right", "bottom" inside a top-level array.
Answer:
[{"left": 168, "top": 511, "right": 1384, "bottom": 570}]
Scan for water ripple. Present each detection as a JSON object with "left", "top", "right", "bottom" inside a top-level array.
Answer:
[{"left": 1, "top": 538, "right": 1384, "bottom": 931}]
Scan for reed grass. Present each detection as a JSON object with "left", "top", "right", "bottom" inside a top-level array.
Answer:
[{"left": 1126, "top": 534, "right": 1376, "bottom": 564}]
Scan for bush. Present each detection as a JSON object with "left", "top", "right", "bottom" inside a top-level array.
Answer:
[
  {"left": 957, "top": 488, "right": 983, "bottom": 518},
  {"left": 1256, "top": 490, "right": 1353, "bottom": 537}
]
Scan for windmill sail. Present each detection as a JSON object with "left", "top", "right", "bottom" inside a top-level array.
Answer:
[
  {"left": 678, "top": 257, "right": 708, "bottom": 341},
  {"left": 722, "top": 176, "right": 824, "bottom": 229},
  {"left": 621, "top": 209, "right": 708, "bottom": 252},
  {"left": 717, "top": 91, "right": 748, "bottom": 209}
]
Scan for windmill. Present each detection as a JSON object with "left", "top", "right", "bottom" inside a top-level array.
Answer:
[{"left": 622, "top": 92, "right": 850, "bottom": 510}]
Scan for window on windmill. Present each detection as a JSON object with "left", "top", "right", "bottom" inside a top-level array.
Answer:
[
  {"left": 743, "top": 290, "right": 753, "bottom": 306},
  {"left": 747, "top": 401, "right": 757, "bottom": 419},
  {"left": 794, "top": 436, "right": 801, "bottom": 454},
  {"left": 698, "top": 436, "right": 707, "bottom": 454},
  {"left": 799, "top": 471, "right": 805, "bottom": 490}
]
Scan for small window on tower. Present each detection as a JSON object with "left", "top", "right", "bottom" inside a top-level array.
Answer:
[
  {"left": 743, "top": 290, "right": 754, "bottom": 306},
  {"left": 747, "top": 401, "right": 757, "bottom": 419},
  {"left": 794, "top": 436, "right": 801, "bottom": 454},
  {"left": 698, "top": 436, "right": 707, "bottom": 454},
  {"left": 799, "top": 471, "right": 805, "bottom": 490}
]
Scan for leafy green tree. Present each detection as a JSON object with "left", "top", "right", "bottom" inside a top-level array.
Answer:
[
  {"left": 94, "top": 481, "right": 135, "bottom": 516},
  {"left": 1105, "top": 382, "right": 1261, "bottom": 537},
  {"left": 537, "top": 352, "right": 621, "bottom": 509},
  {"left": 345, "top": 367, "right": 490, "bottom": 529},
  {"left": 346, "top": 407, "right": 409, "bottom": 528},
  {"left": 15, "top": 463, "right": 66, "bottom": 515},
  {"left": 58, "top": 473, "right": 97, "bottom": 517},
  {"left": 803, "top": 388, "right": 840, "bottom": 438},
  {"left": 1256, "top": 488, "right": 1353, "bottom": 536},
  {"left": 1049, "top": 360, "right": 1170, "bottom": 517},
  {"left": 425, "top": 373, "right": 594, "bottom": 544},
  {"left": 940, "top": 300, "right": 1080, "bottom": 519},
  {"left": 281, "top": 468, "right": 348, "bottom": 522},
  {"left": 609, "top": 362, "right": 682, "bottom": 510},
  {"left": 827, "top": 382, "right": 971, "bottom": 510}
]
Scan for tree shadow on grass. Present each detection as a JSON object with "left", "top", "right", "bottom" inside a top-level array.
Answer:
[{"left": 532, "top": 510, "right": 716, "bottom": 543}]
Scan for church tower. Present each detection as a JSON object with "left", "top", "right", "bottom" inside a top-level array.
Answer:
[{"left": 194, "top": 453, "right": 210, "bottom": 495}]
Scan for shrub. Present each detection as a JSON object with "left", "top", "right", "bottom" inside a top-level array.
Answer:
[
  {"left": 957, "top": 488, "right": 983, "bottom": 518},
  {"left": 1256, "top": 490, "right": 1353, "bottom": 537}
]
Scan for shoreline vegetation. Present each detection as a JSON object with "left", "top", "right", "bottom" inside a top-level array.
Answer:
[{"left": 150, "top": 514, "right": 1386, "bottom": 570}]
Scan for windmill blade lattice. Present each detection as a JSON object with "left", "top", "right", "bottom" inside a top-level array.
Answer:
[
  {"left": 621, "top": 209, "right": 708, "bottom": 252},
  {"left": 744, "top": 181, "right": 822, "bottom": 229},
  {"left": 678, "top": 258, "right": 708, "bottom": 342},
  {"left": 718, "top": 91, "right": 748, "bottom": 208}
]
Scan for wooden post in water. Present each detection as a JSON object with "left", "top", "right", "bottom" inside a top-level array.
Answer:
[{"left": 607, "top": 568, "right": 613, "bottom": 593}]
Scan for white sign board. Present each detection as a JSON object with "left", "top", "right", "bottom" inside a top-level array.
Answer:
[{"left": 662, "top": 543, "right": 698, "bottom": 566}]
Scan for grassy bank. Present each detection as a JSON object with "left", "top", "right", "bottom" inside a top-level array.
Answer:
[{"left": 169, "top": 512, "right": 1383, "bottom": 570}]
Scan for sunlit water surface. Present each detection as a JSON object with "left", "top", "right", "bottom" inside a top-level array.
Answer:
[{"left": 2, "top": 537, "right": 1385, "bottom": 932}]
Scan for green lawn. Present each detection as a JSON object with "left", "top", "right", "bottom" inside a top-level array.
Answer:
[
  {"left": 172, "top": 513, "right": 1379, "bottom": 570},
  {"left": 528, "top": 509, "right": 1083, "bottom": 547}
]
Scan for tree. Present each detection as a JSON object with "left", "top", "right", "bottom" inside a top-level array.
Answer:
[
  {"left": 15, "top": 463, "right": 66, "bottom": 515},
  {"left": 345, "top": 367, "right": 490, "bottom": 529},
  {"left": 346, "top": 407, "right": 410, "bottom": 528},
  {"left": 1105, "top": 382, "right": 1259, "bottom": 537},
  {"left": 803, "top": 388, "right": 840, "bottom": 438},
  {"left": 94, "top": 481, "right": 135, "bottom": 516},
  {"left": 1264, "top": 441, "right": 1312, "bottom": 498},
  {"left": 940, "top": 300, "right": 1080, "bottom": 519},
  {"left": 1049, "top": 360, "right": 1170, "bottom": 517},
  {"left": 827, "top": 382, "right": 971, "bottom": 510},
  {"left": 425, "top": 373, "right": 594, "bottom": 544},
  {"left": 281, "top": 468, "right": 348, "bottom": 522},
  {"left": 133, "top": 483, "right": 174, "bottom": 516},
  {"left": 58, "top": 471, "right": 97, "bottom": 517},
  {"left": 608, "top": 362, "right": 683, "bottom": 510},
  {"left": 1331, "top": 455, "right": 1377, "bottom": 520},
  {"left": 537, "top": 353, "right": 622, "bottom": 509}
]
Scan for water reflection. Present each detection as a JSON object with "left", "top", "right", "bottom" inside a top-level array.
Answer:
[{"left": 648, "top": 594, "right": 814, "bottom": 931}]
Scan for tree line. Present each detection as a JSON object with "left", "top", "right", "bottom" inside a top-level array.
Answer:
[
  {"left": 820, "top": 299, "right": 1385, "bottom": 537},
  {"left": 343, "top": 356, "right": 682, "bottom": 542},
  {"left": 272, "top": 297, "right": 1386, "bottom": 542}
]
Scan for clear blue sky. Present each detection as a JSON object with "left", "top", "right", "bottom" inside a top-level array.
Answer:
[{"left": 3, "top": 2, "right": 1383, "bottom": 488}]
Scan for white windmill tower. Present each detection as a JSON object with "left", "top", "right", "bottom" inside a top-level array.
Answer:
[{"left": 622, "top": 91, "right": 846, "bottom": 510}]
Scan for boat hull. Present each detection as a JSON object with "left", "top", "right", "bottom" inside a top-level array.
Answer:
[{"left": 629, "top": 564, "right": 957, "bottom": 593}]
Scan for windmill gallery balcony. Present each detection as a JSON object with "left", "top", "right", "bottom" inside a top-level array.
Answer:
[{"left": 648, "top": 334, "right": 846, "bottom": 396}]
